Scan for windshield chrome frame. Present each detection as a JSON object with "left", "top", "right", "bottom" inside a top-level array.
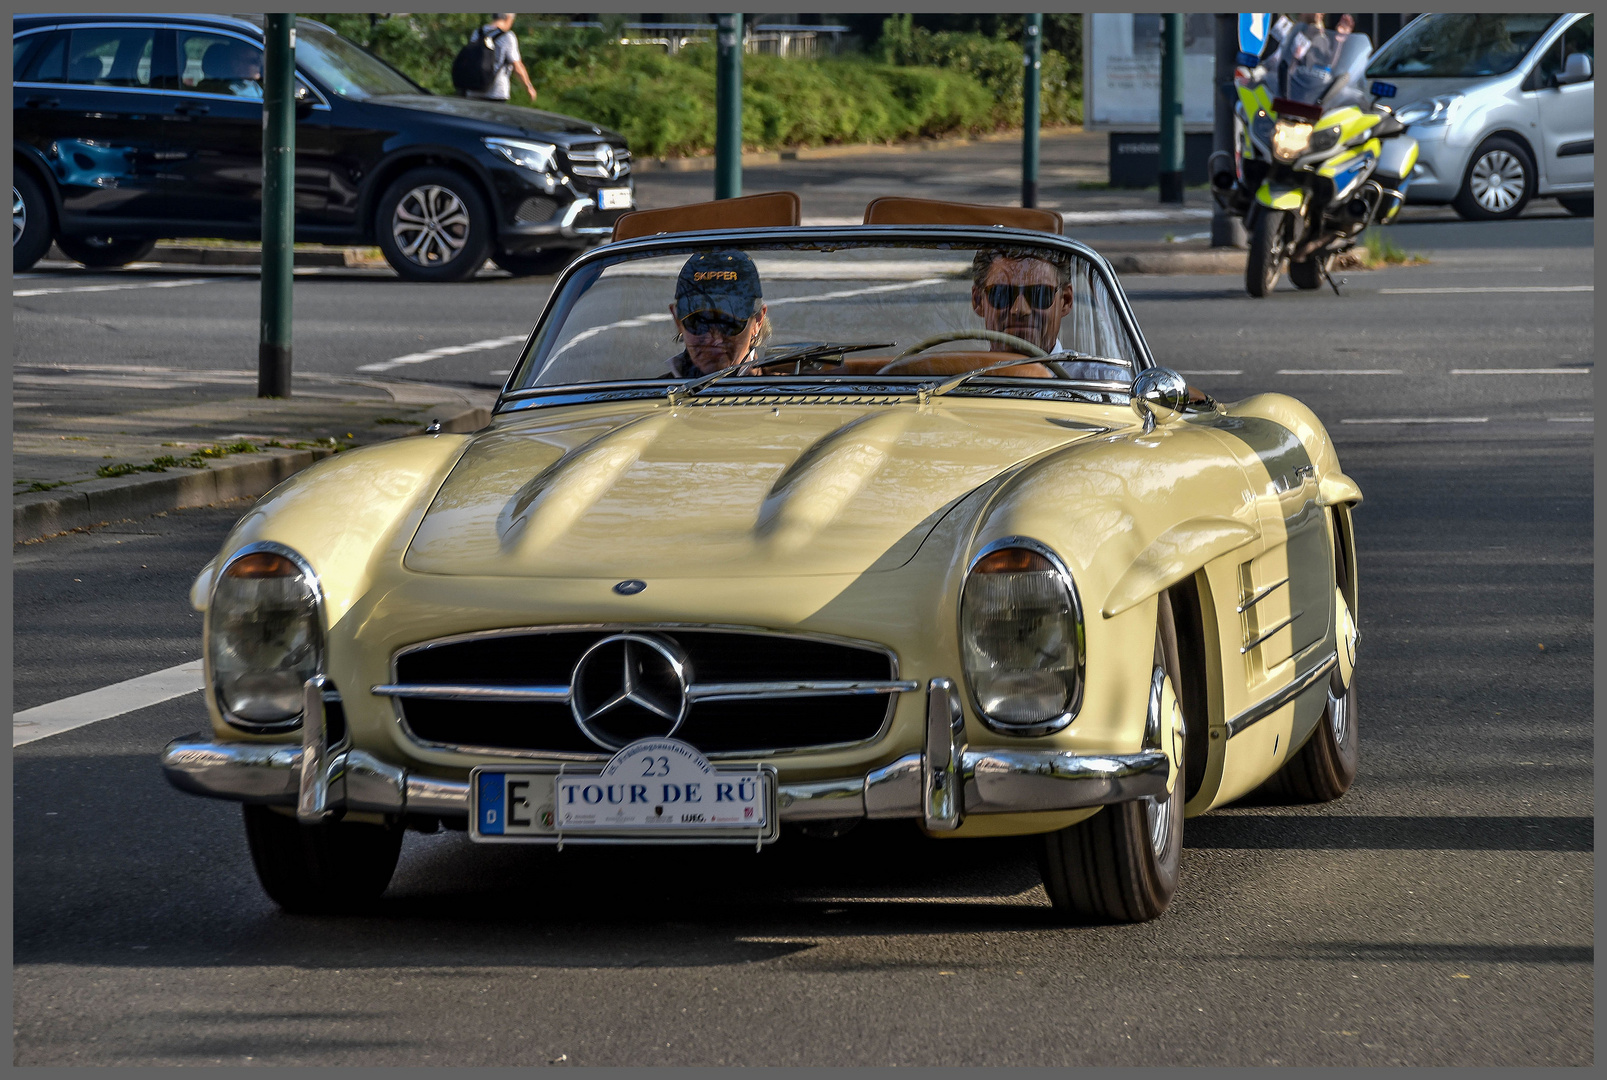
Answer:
[{"left": 494, "top": 225, "right": 1155, "bottom": 414}]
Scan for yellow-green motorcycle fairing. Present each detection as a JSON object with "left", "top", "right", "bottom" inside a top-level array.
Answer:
[
  {"left": 193, "top": 381, "right": 1362, "bottom": 832},
  {"left": 1256, "top": 182, "right": 1307, "bottom": 210}
]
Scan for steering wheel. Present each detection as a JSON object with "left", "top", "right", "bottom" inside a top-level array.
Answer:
[{"left": 876, "top": 331, "right": 1049, "bottom": 375}]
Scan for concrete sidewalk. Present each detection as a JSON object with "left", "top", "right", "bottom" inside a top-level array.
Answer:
[{"left": 13, "top": 368, "right": 495, "bottom": 544}]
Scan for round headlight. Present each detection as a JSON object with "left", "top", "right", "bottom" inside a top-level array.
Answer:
[
  {"left": 209, "top": 546, "right": 323, "bottom": 726},
  {"left": 960, "top": 541, "right": 1084, "bottom": 733}
]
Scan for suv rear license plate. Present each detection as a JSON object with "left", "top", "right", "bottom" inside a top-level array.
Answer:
[
  {"left": 470, "top": 737, "right": 777, "bottom": 845},
  {"left": 598, "top": 187, "right": 633, "bottom": 211}
]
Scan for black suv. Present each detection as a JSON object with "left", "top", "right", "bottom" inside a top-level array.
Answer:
[{"left": 12, "top": 14, "right": 635, "bottom": 280}]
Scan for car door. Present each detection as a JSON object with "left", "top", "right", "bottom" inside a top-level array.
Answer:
[
  {"left": 1535, "top": 15, "right": 1594, "bottom": 189},
  {"left": 13, "top": 23, "right": 181, "bottom": 227}
]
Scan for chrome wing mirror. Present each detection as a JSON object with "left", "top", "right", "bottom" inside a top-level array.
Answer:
[{"left": 1131, "top": 367, "right": 1192, "bottom": 432}]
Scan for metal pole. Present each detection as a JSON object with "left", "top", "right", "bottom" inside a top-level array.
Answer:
[
  {"left": 258, "top": 13, "right": 295, "bottom": 398},
  {"left": 715, "top": 13, "right": 743, "bottom": 200},
  {"left": 1158, "top": 13, "right": 1185, "bottom": 204},
  {"left": 1022, "top": 14, "right": 1042, "bottom": 209},
  {"left": 1211, "top": 13, "right": 1247, "bottom": 246}
]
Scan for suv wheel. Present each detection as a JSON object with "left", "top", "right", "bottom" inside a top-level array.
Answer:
[
  {"left": 13, "top": 172, "right": 54, "bottom": 273},
  {"left": 55, "top": 235, "right": 158, "bottom": 268},
  {"left": 376, "top": 167, "right": 493, "bottom": 282},
  {"left": 1453, "top": 136, "right": 1534, "bottom": 221}
]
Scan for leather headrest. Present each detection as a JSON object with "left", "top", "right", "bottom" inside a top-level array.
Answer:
[
  {"left": 611, "top": 191, "right": 802, "bottom": 242},
  {"left": 863, "top": 197, "right": 1064, "bottom": 235}
]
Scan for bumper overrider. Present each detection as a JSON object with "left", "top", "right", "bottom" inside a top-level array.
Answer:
[{"left": 161, "top": 678, "right": 1170, "bottom": 831}]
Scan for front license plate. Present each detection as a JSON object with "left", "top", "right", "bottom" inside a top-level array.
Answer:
[
  {"left": 470, "top": 737, "right": 776, "bottom": 845},
  {"left": 597, "top": 187, "right": 633, "bottom": 211}
]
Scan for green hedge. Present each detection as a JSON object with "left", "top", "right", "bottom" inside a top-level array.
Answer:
[{"left": 300, "top": 14, "right": 1080, "bottom": 158}]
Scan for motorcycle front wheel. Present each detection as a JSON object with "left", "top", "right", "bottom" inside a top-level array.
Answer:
[{"left": 1246, "top": 209, "right": 1288, "bottom": 298}]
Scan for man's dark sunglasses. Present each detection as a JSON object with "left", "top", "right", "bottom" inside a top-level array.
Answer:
[
  {"left": 985, "top": 284, "right": 1058, "bottom": 311},
  {"left": 682, "top": 311, "right": 750, "bottom": 337}
]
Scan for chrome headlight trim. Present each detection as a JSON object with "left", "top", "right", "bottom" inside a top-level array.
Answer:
[
  {"left": 207, "top": 540, "right": 326, "bottom": 734},
  {"left": 484, "top": 136, "right": 560, "bottom": 177},
  {"left": 959, "top": 535, "right": 1086, "bottom": 737}
]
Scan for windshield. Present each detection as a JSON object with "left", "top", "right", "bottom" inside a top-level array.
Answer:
[
  {"left": 1263, "top": 22, "right": 1373, "bottom": 107},
  {"left": 507, "top": 238, "right": 1145, "bottom": 396},
  {"left": 1368, "top": 14, "right": 1562, "bottom": 78},
  {"left": 294, "top": 23, "right": 422, "bottom": 100}
]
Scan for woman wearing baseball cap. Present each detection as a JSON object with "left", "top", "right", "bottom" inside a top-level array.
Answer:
[{"left": 665, "top": 249, "right": 770, "bottom": 378}]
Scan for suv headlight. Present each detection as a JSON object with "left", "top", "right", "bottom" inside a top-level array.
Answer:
[
  {"left": 209, "top": 545, "right": 323, "bottom": 727},
  {"left": 484, "top": 137, "right": 559, "bottom": 176},
  {"left": 1272, "top": 119, "right": 1313, "bottom": 162},
  {"left": 960, "top": 540, "right": 1084, "bottom": 733},
  {"left": 1395, "top": 94, "right": 1462, "bottom": 127}
]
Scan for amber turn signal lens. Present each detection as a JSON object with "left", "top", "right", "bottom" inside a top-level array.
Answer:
[
  {"left": 224, "top": 552, "right": 300, "bottom": 579},
  {"left": 972, "top": 548, "right": 1054, "bottom": 575}
]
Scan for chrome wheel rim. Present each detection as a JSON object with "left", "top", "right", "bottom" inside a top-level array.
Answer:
[
  {"left": 13, "top": 186, "right": 25, "bottom": 247},
  {"left": 392, "top": 185, "right": 470, "bottom": 266},
  {"left": 1470, "top": 150, "right": 1525, "bottom": 213},
  {"left": 1145, "top": 789, "right": 1174, "bottom": 857},
  {"left": 1329, "top": 684, "right": 1351, "bottom": 748}
]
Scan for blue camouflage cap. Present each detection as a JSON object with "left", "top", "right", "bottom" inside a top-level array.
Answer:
[{"left": 673, "top": 249, "right": 763, "bottom": 322}]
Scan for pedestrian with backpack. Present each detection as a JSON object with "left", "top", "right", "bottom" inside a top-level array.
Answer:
[{"left": 452, "top": 13, "right": 538, "bottom": 104}]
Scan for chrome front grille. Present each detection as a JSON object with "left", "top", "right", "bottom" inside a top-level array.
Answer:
[
  {"left": 380, "top": 627, "right": 909, "bottom": 759},
  {"left": 564, "top": 142, "right": 632, "bottom": 181}
]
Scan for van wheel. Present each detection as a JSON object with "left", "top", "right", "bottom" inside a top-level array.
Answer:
[
  {"left": 13, "top": 173, "right": 54, "bottom": 273},
  {"left": 375, "top": 167, "right": 493, "bottom": 282},
  {"left": 55, "top": 235, "right": 157, "bottom": 268},
  {"left": 1038, "top": 593, "right": 1186, "bottom": 923},
  {"left": 1453, "top": 136, "right": 1534, "bottom": 221},
  {"left": 492, "top": 248, "right": 576, "bottom": 276},
  {"left": 243, "top": 804, "right": 404, "bottom": 914}
]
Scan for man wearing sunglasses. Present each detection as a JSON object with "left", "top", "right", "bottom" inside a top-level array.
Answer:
[
  {"left": 970, "top": 246, "right": 1076, "bottom": 356},
  {"left": 666, "top": 249, "right": 771, "bottom": 378}
]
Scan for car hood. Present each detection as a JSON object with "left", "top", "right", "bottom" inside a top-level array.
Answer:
[
  {"left": 1369, "top": 73, "right": 1509, "bottom": 105},
  {"left": 403, "top": 400, "right": 1112, "bottom": 579},
  {"left": 366, "top": 94, "right": 619, "bottom": 140}
]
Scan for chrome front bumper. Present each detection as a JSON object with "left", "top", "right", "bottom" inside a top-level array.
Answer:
[{"left": 160, "top": 679, "right": 1170, "bottom": 828}]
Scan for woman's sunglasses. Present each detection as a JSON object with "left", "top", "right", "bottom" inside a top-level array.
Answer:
[
  {"left": 682, "top": 312, "right": 751, "bottom": 337},
  {"left": 984, "top": 284, "right": 1058, "bottom": 311}
]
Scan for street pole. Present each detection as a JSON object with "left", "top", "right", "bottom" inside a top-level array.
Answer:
[
  {"left": 1158, "top": 13, "right": 1185, "bottom": 205},
  {"left": 1022, "top": 14, "right": 1042, "bottom": 209},
  {"left": 1212, "top": 13, "right": 1247, "bottom": 246},
  {"left": 715, "top": 13, "right": 742, "bottom": 200},
  {"left": 258, "top": 13, "right": 295, "bottom": 398}
]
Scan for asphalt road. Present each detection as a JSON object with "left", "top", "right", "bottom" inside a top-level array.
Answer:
[{"left": 11, "top": 211, "right": 1593, "bottom": 1065}]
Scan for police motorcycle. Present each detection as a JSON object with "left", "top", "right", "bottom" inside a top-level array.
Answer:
[{"left": 1210, "top": 14, "right": 1419, "bottom": 297}]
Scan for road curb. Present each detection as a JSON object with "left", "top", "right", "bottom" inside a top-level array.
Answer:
[
  {"left": 1105, "top": 248, "right": 1246, "bottom": 275},
  {"left": 48, "top": 243, "right": 388, "bottom": 269},
  {"left": 14, "top": 403, "right": 490, "bottom": 545}
]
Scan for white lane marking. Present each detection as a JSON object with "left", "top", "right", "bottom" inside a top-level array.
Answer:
[
  {"left": 1378, "top": 285, "right": 1594, "bottom": 294},
  {"left": 1276, "top": 368, "right": 1401, "bottom": 375},
  {"left": 1178, "top": 369, "right": 1243, "bottom": 376},
  {"left": 1063, "top": 208, "right": 1214, "bottom": 224},
  {"left": 12, "top": 277, "right": 217, "bottom": 298},
  {"left": 1548, "top": 416, "right": 1593, "bottom": 422},
  {"left": 1341, "top": 417, "right": 1488, "bottom": 425},
  {"left": 13, "top": 659, "right": 204, "bottom": 747},
  {"left": 1166, "top": 231, "right": 1213, "bottom": 243},
  {"left": 357, "top": 333, "right": 527, "bottom": 373},
  {"left": 1451, "top": 367, "right": 1593, "bottom": 375}
]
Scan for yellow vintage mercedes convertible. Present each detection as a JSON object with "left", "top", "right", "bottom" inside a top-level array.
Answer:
[{"left": 162, "top": 194, "right": 1362, "bottom": 922}]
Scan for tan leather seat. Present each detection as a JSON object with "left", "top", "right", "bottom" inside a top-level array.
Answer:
[
  {"left": 610, "top": 191, "right": 802, "bottom": 242},
  {"left": 863, "top": 196, "right": 1064, "bottom": 235}
]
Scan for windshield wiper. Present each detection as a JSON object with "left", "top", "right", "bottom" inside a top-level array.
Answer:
[
  {"left": 665, "top": 341, "right": 896, "bottom": 404},
  {"left": 921, "top": 351, "right": 1126, "bottom": 402}
]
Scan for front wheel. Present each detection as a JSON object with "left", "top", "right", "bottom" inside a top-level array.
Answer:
[
  {"left": 243, "top": 804, "right": 404, "bottom": 914},
  {"left": 1245, "top": 208, "right": 1288, "bottom": 297},
  {"left": 1453, "top": 136, "right": 1534, "bottom": 221},
  {"left": 1038, "top": 593, "right": 1186, "bottom": 923},
  {"left": 55, "top": 235, "right": 157, "bottom": 268},
  {"left": 375, "top": 167, "right": 493, "bottom": 282}
]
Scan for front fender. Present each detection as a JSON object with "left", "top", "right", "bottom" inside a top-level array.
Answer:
[{"left": 1256, "top": 180, "right": 1307, "bottom": 211}]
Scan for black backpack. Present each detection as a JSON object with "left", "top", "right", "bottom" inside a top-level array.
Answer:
[{"left": 451, "top": 28, "right": 503, "bottom": 93}]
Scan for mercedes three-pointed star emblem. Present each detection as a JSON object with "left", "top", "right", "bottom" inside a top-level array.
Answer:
[
  {"left": 570, "top": 632, "right": 690, "bottom": 749},
  {"left": 597, "top": 143, "right": 618, "bottom": 180}
]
